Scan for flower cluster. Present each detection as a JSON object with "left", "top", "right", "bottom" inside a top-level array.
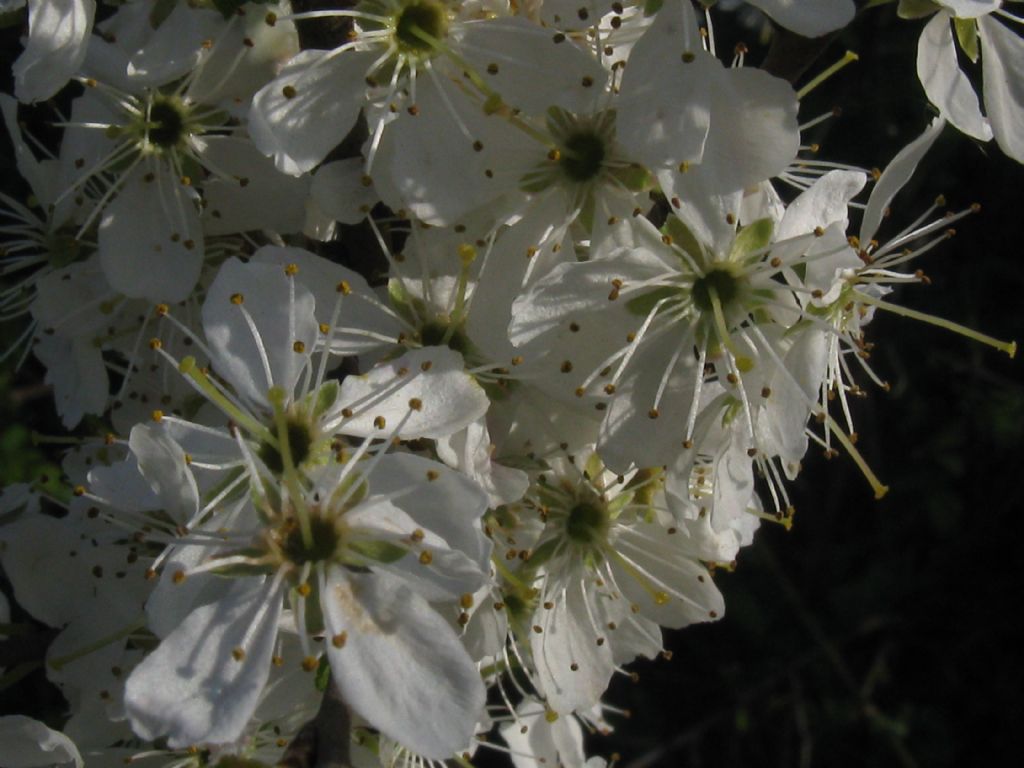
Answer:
[{"left": 0, "top": 0, "right": 1019, "bottom": 766}]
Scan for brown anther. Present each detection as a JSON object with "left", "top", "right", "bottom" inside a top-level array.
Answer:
[
  {"left": 332, "top": 632, "right": 348, "bottom": 648},
  {"left": 409, "top": 397, "right": 423, "bottom": 411}
]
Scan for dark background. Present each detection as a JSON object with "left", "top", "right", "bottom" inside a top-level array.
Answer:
[{"left": 2, "top": 4, "right": 1022, "bottom": 767}]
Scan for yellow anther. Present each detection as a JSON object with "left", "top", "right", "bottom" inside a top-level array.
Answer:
[
  {"left": 332, "top": 632, "right": 348, "bottom": 648},
  {"left": 419, "top": 550, "right": 433, "bottom": 565},
  {"left": 284, "top": 263, "right": 299, "bottom": 276},
  {"left": 151, "top": 410, "right": 164, "bottom": 422},
  {"left": 230, "top": 293, "right": 244, "bottom": 305},
  {"left": 231, "top": 647, "right": 246, "bottom": 661}
]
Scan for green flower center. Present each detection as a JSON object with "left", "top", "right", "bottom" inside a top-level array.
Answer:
[
  {"left": 282, "top": 512, "right": 341, "bottom": 565},
  {"left": 147, "top": 99, "right": 188, "bottom": 149},
  {"left": 394, "top": 0, "right": 448, "bottom": 52},
  {"left": 560, "top": 131, "right": 606, "bottom": 183},
  {"left": 693, "top": 266, "right": 741, "bottom": 313},
  {"left": 258, "top": 418, "right": 313, "bottom": 475},
  {"left": 565, "top": 500, "right": 609, "bottom": 546},
  {"left": 420, "top": 319, "right": 471, "bottom": 356}
]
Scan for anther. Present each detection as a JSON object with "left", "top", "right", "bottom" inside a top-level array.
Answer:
[
  {"left": 332, "top": 632, "right": 348, "bottom": 648},
  {"left": 232, "top": 647, "right": 246, "bottom": 661},
  {"left": 282, "top": 85, "right": 297, "bottom": 99},
  {"left": 230, "top": 293, "right": 244, "bottom": 305}
]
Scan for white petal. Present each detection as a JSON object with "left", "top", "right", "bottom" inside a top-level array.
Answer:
[
  {"left": 249, "top": 50, "right": 371, "bottom": 175},
  {"left": 746, "top": 0, "right": 854, "bottom": 37},
  {"left": 679, "top": 65, "right": 800, "bottom": 195},
  {"left": 311, "top": 158, "right": 378, "bottom": 225},
  {"left": 457, "top": 17, "right": 608, "bottom": 116},
  {"left": 33, "top": 335, "right": 107, "bottom": 429},
  {"left": 979, "top": 15, "right": 1024, "bottom": 164},
  {"left": 199, "top": 136, "right": 311, "bottom": 236},
  {"left": 616, "top": 0, "right": 711, "bottom": 172},
  {"left": 322, "top": 568, "right": 485, "bottom": 759},
  {"left": 918, "top": 15, "right": 993, "bottom": 141},
  {"left": 129, "top": 422, "right": 200, "bottom": 526},
  {"left": 98, "top": 166, "right": 204, "bottom": 304},
  {"left": 202, "top": 257, "right": 318, "bottom": 409},
  {"left": 859, "top": 117, "right": 945, "bottom": 243},
  {"left": 13, "top": 0, "right": 95, "bottom": 103},
  {"left": 933, "top": 0, "right": 1000, "bottom": 18},
  {"left": 125, "top": 577, "right": 284, "bottom": 748},
  {"left": 0, "top": 716, "right": 82, "bottom": 768},
  {"left": 251, "top": 245, "right": 401, "bottom": 356},
  {"left": 531, "top": 578, "right": 614, "bottom": 714},
  {"left": 333, "top": 347, "right": 489, "bottom": 439}
]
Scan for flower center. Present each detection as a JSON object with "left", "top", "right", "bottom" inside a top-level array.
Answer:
[
  {"left": 692, "top": 266, "right": 741, "bottom": 313},
  {"left": 560, "top": 131, "right": 606, "bottom": 183},
  {"left": 394, "top": 0, "right": 448, "bottom": 53},
  {"left": 281, "top": 511, "right": 341, "bottom": 565},
  {"left": 147, "top": 98, "right": 188, "bottom": 150},
  {"left": 419, "top": 319, "right": 471, "bottom": 356},
  {"left": 565, "top": 500, "right": 609, "bottom": 546},
  {"left": 258, "top": 418, "right": 313, "bottom": 475}
]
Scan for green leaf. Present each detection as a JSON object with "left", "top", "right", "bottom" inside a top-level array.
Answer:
[
  {"left": 954, "top": 18, "right": 979, "bottom": 63},
  {"left": 729, "top": 218, "right": 774, "bottom": 261}
]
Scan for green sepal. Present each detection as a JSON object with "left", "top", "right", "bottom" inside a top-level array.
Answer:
[
  {"left": 495, "top": 454, "right": 550, "bottom": 473},
  {"left": 345, "top": 538, "right": 408, "bottom": 564},
  {"left": 896, "top": 0, "right": 939, "bottom": 18},
  {"left": 611, "top": 163, "right": 650, "bottom": 192},
  {"left": 662, "top": 214, "right": 705, "bottom": 268},
  {"left": 606, "top": 490, "right": 635, "bottom": 519},
  {"left": 954, "top": 18, "right": 979, "bottom": 63},
  {"left": 721, "top": 397, "right": 743, "bottom": 428},
  {"left": 149, "top": 0, "right": 176, "bottom": 29},
  {"left": 524, "top": 537, "right": 559, "bottom": 569},
  {"left": 729, "top": 218, "right": 774, "bottom": 262},
  {"left": 315, "top": 655, "right": 332, "bottom": 692},
  {"left": 626, "top": 285, "right": 681, "bottom": 317},
  {"left": 644, "top": 0, "right": 664, "bottom": 15},
  {"left": 312, "top": 380, "right": 339, "bottom": 420}
]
